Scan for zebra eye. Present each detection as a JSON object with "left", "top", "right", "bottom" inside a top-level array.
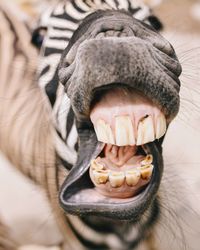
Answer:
[{"left": 31, "top": 27, "right": 47, "bottom": 49}]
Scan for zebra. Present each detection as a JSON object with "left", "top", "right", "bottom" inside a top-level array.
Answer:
[
  {"left": 0, "top": 0, "right": 192, "bottom": 250},
  {"left": 35, "top": 0, "right": 162, "bottom": 171}
]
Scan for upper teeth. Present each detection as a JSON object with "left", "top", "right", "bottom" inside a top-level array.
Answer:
[
  {"left": 136, "top": 115, "right": 154, "bottom": 145},
  {"left": 94, "top": 114, "right": 166, "bottom": 146},
  {"left": 95, "top": 119, "right": 115, "bottom": 144},
  {"left": 155, "top": 113, "right": 166, "bottom": 139},
  {"left": 115, "top": 116, "right": 135, "bottom": 146}
]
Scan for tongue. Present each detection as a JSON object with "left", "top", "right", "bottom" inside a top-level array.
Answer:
[{"left": 103, "top": 144, "right": 138, "bottom": 167}]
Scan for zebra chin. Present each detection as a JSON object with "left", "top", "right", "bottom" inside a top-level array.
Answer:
[{"left": 58, "top": 9, "right": 181, "bottom": 220}]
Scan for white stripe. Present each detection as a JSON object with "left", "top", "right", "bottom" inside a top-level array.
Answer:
[
  {"left": 53, "top": 2, "right": 65, "bottom": 15},
  {"left": 133, "top": 5, "right": 150, "bottom": 20},
  {"left": 38, "top": 54, "right": 61, "bottom": 89},
  {"left": 44, "top": 38, "right": 68, "bottom": 50},
  {"left": 66, "top": 1, "right": 89, "bottom": 20},
  {"left": 39, "top": 4, "right": 55, "bottom": 27},
  {"left": 117, "top": 0, "right": 129, "bottom": 10},
  {"left": 75, "top": 0, "right": 91, "bottom": 12},
  {"left": 49, "top": 17, "right": 79, "bottom": 30},
  {"left": 129, "top": 0, "right": 142, "bottom": 9},
  {"left": 104, "top": 0, "right": 117, "bottom": 9},
  {"left": 67, "top": 123, "right": 78, "bottom": 149},
  {"left": 54, "top": 130, "right": 77, "bottom": 164},
  {"left": 94, "top": 0, "right": 102, "bottom": 6},
  {"left": 49, "top": 27, "right": 73, "bottom": 38},
  {"left": 52, "top": 84, "right": 65, "bottom": 119},
  {"left": 57, "top": 94, "right": 71, "bottom": 139},
  {"left": 68, "top": 216, "right": 123, "bottom": 248}
]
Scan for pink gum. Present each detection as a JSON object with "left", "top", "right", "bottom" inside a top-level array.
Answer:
[{"left": 90, "top": 88, "right": 162, "bottom": 136}]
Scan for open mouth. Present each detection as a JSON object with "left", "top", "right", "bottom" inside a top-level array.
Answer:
[
  {"left": 58, "top": 9, "right": 181, "bottom": 220},
  {"left": 90, "top": 146, "right": 154, "bottom": 199},
  {"left": 59, "top": 87, "right": 164, "bottom": 220}
]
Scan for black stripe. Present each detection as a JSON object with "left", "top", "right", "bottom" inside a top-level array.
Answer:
[
  {"left": 74, "top": 141, "right": 79, "bottom": 152},
  {"left": 58, "top": 155, "right": 73, "bottom": 170},
  {"left": 129, "top": 198, "right": 160, "bottom": 249},
  {"left": 66, "top": 106, "right": 75, "bottom": 138},
  {"left": 80, "top": 216, "right": 116, "bottom": 234},
  {"left": 56, "top": 129, "right": 67, "bottom": 143},
  {"left": 44, "top": 47, "right": 63, "bottom": 56},
  {"left": 67, "top": 218, "right": 109, "bottom": 250},
  {"left": 49, "top": 36, "right": 71, "bottom": 41},
  {"left": 71, "top": 0, "right": 87, "bottom": 14},
  {"left": 84, "top": 1, "right": 92, "bottom": 8},
  {"left": 128, "top": 6, "right": 141, "bottom": 15},
  {"left": 51, "top": 11, "right": 80, "bottom": 24},
  {"left": 40, "top": 65, "right": 50, "bottom": 77},
  {"left": 52, "top": 26, "right": 76, "bottom": 32},
  {"left": 113, "top": 0, "right": 119, "bottom": 8},
  {"left": 45, "top": 67, "right": 59, "bottom": 106}
]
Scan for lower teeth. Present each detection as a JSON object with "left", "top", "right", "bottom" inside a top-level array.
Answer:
[{"left": 90, "top": 154, "right": 154, "bottom": 188}]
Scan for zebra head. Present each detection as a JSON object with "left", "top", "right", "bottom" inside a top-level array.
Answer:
[{"left": 58, "top": 10, "right": 182, "bottom": 221}]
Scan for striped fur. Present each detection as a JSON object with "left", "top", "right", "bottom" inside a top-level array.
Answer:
[{"left": 0, "top": 1, "right": 163, "bottom": 249}]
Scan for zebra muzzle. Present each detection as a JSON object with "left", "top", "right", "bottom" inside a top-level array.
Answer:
[{"left": 58, "top": 10, "right": 180, "bottom": 220}]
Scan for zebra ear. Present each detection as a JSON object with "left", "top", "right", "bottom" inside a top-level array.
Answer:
[
  {"left": 147, "top": 15, "right": 163, "bottom": 31},
  {"left": 31, "top": 26, "right": 47, "bottom": 49}
]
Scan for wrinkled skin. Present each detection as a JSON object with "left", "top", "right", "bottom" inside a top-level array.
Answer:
[{"left": 58, "top": 9, "right": 182, "bottom": 224}]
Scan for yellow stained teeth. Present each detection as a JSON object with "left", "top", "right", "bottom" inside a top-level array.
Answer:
[
  {"left": 141, "top": 154, "right": 153, "bottom": 165},
  {"left": 93, "top": 112, "right": 166, "bottom": 146},
  {"left": 109, "top": 171, "right": 125, "bottom": 188},
  {"left": 125, "top": 169, "right": 140, "bottom": 186},
  {"left": 156, "top": 113, "right": 167, "bottom": 139},
  {"left": 95, "top": 119, "right": 115, "bottom": 144},
  {"left": 91, "top": 159, "right": 105, "bottom": 171},
  {"left": 93, "top": 170, "right": 109, "bottom": 184},
  {"left": 115, "top": 116, "right": 135, "bottom": 146},
  {"left": 136, "top": 115, "right": 155, "bottom": 145},
  {"left": 140, "top": 164, "right": 154, "bottom": 180}
]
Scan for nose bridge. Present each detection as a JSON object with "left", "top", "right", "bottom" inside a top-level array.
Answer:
[
  {"left": 67, "top": 37, "right": 150, "bottom": 100},
  {"left": 75, "top": 37, "right": 146, "bottom": 88}
]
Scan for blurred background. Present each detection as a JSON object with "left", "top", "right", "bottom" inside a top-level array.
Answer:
[{"left": 0, "top": 0, "right": 200, "bottom": 249}]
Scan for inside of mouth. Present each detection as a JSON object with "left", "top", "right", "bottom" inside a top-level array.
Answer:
[
  {"left": 89, "top": 144, "right": 154, "bottom": 198},
  {"left": 63, "top": 143, "right": 154, "bottom": 205},
  {"left": 84, "top": 86, "right": 165, "bottom": 199},
  {"left": 63, "top": 86, "right": 165, "bottom": 204}
]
